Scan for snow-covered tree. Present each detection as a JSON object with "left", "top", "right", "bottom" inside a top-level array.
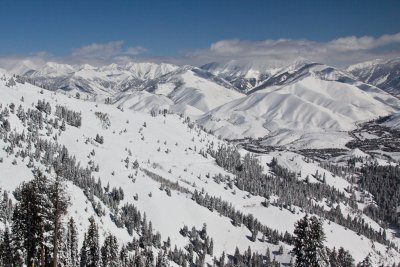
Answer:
[
  {"left": 101, "top": 234, "right": 120, "bottom": 267},
  {"left": 292, "top": 215, "right": 328, "bottom": 267},
  {"left": 82, "top": 217, "right": 101, "bottom": 267},
  {"left": 66, "top": 217, "right": 79, "bottom": 266}
]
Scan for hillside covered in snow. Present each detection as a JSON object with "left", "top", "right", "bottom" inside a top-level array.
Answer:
[
  {"left": 347, "top": 57, "right": 400, "bottom": 96},
  {"left": 1, "top": 65, "right": 400, "bottom": 266}
]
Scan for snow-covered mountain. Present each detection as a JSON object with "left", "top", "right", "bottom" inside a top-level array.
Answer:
[
  {"left": 14, "top": 61, "right": 179, "bottom": 98},
  {"left": 5, "top": 58, "right": 400, "bottom": 143},
  {"left": 200, "top": 60, "right": 281, "bottom": 92},
  {"left": 347, "top": 58, "right": 400, "bottom": 96},
  {"left": 200, "top": 58, "right": 358, "bottom": 94},
  {"left": 139, "top": 65, "right": 245, "bottom": 116},
  {"left": 1, "top": 71, "right": 400, "bottom": 266},
  {"left": 377, "top": 112, "right": 400, "bottom": 129},
  {"left": 197, "top": 68, "right": 400, "bottom": 146}
]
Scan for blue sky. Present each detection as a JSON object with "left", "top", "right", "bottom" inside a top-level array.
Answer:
[{"left": 1, "top": 0, "right": 400, "bottom": 66}]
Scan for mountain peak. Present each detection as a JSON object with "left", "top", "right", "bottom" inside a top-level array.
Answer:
[
  {"left": 77, "top": 63, "right": 97, "bottom": 71},
  {"left": 347, "top": 57, "right": 400, "bottom": 96}
]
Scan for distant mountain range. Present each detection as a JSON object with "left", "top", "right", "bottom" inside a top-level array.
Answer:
[
  {"left": 6, "top": 61, "right": 178, "bottom": 97},
  {"left": 2, "top": 57, "right": 400, "bottom": 142},
  {"left": 5, "top": 57, "right": 400, "bottom": 98}
]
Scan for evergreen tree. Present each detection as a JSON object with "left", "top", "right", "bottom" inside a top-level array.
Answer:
[
  {"left": 58, "top": 225, "right": 70, "bottom": 267},
  {"left": 308, "top": 216, "right": 328, "bottom": 266},
  {"left": 293, "top": 215, "right": 309, "bottom": 267},
  {"left": 119, "top": 245, "right": 129, "bottom": 267},
  {"left": 1, "top": 227, "right": 13, "bottom": 266},
  {"left": 292, "top": 215, "right": 328, "bottom": 267},
  {"left": 51, "top": 174, "right": 69, "bottom": 267},
  {"left": 67, "top": 217, "right": 79, "bottom": 267},
  {"left": 101, "top": 234, "right": 120, "bottom": 267},
  {"left": 337, "top": 247, "right": 355, "bottom": 267},
  {"left": 11, "top": 170, "right": 55, "bottom": 266},
  {"left": 328, "top": 247, "right": 339, "bottom": 267},
  {"left": 357, "top": 255, "right": 372, "bottom": 267},
  {"left": 85, "top": 217, "right": 101, "bottom": 267},
  {"left": 80, "top": 234, "right": 88, "bottom": 267}
]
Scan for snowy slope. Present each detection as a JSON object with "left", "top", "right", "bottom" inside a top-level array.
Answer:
[
  {"left": 197, "top": 76, "right": 400, "bottom": 143},
  {"left": 9, "top": 61, "right": 178, "bottom": 98},
  {"left": 378, "top": 112, "right": 400, "bottom": 129},
  {"left": 201, "top": 59, "right": 346, "bottom": 94},
  {"left": 347, "top": 58, "right": 400, "bottom": 96},
  {"left": 201, "top": 60, "right": 281, "bottom": 92},
  {"left": 1, "top": 71, "right": 399, "bottom": 265},
  {"left": 141, "top": 66, "right": 245, "bottom": 115}
]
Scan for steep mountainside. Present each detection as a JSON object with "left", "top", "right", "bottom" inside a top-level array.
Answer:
[
  {"left": 200, "top": 60, "right": 281, "bottom": 92},
  {"left": 141, "top": 66, "right": 245, "bottom": 115},
  {"left": 17, "top": 61, "right": 179, "bottom": 98},
  {"left": 347, "top": 58, "right": 400, "bottom": 96},
  {"left": 197, "top": 76, "right": 400, "bottom": 144}
]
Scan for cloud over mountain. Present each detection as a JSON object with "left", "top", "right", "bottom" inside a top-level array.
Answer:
[
  {"left": 184, "top": 32, "right": 400, "bottom": 67},
  {"left": 1, "top": 33, "right": 400, "bottom": 68}
]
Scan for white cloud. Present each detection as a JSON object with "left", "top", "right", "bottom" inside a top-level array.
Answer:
[
  {"left": 126, "top": 46, "right": 148, "bottom": 55},
  {"left": 0, "top": 41, "right": 149, "bottom": 70},
  {"left": 69, "top": 41, "right": 148, "bottom": 64},
  {"left": 184, "top": 32, "right": 400, "bottom": 66},
  {"left": 71, "top": 41, "right": 124, "bottom": 58},
  {"left": 1, "top": 33, "right": 400, "bottom": 71}
]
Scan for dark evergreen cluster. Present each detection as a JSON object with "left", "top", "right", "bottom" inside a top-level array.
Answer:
[
  {"left": 292, "top": 214, "right": 329, "bottom": 266},
  {"left": 143, "top": 168, "right": 191, "bottom": 195},
  {"left": 207, "top": 145, "right": 395, "bottom": 249},
  {"left": 292, "top": 214, "right": 355, "bottom": 267},
  {"left": 223, "top": 246, "right": 281, "bottom": 267},
  {"left": 192, "top": 190, "right": 292, "bottom": 245},
  {"left": 326, "top": 247, "right": 355, "bottom": 267},
  {"left": 95, "top": 133, "right": 104, "bottom": 144},
  {"left": 0, "top": 189, "right": 12, "bottom": 224},
  {"left": 179, "top": 224, "right": 214, "bottom": 265},
  {"left": 0, "top": 170, "right": 70, "bottom": 266},
  {"left": 358, "top": 163, "right": 400, "bottom": 227},
  {"left": 5, "top": 77, "right": 16, "bottom": 87},
  {"left": 55, "top": 105, "right": 82, "bottom": 128},
  {"left": 36, "top": 99, "right": 52, "bottom": 115},
  {"left": 94, "top": 111, "right": 111, "bottom": 129}
]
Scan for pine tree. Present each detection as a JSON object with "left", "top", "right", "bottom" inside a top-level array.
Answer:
[
  {"left": 219, "top": 251, "right": 225, "bottom": 267},
  {"left": 292, "top": 215, "right": 328, "bottom": 267},
  {"left": 278, "top": 245, "right": 284, "bottom": 255},
  {"left": 329, "top": 247, "right": 339, "bottom": 267},
  {"left": 67, "top": 217, "right": 79, "bottom": 266},
  {"left": 58, "top": 225, "right": 70, "bottom": 267},
  {"left": 233, "top": 247, "right": 241, "bottom": 266},
  {"left": 11, "top": 170, "right": 55, "bottom": 266},
  {"left": 337, "top": 247, "right": 355, "bottom": 267},
  {"left": 119, "top": 246, "right": 129, "bottom": 267},
  {"left": 1, "top": 227, "right": 13, "bottom": 266},
  {"left": 357, "top": 254, "right": 372, "bottom": 267},
  {"left": 208, "top": 238, "right": 214, "bottom": 255},
  {"left": 10, "top": 205, "right": 24, "bottom": 265},
  {"left": 101, "top": 234, "right": 120, "bottom": 267},
  {"left": 293, "top": 214, "right": 309, "bottom": 267},
  {"left": 80, "top": 233, "right": 88, "bottom": 267},
  {"left": 85, "top": 217, "right": 101, "bottom": 267},
  {"left": 52, "top": 174, "right": 69, "bottom": 267},
  {"left": 308, "top": 216, "right": 328, "bottom": 266},
  {"left": 60, "top": 120, "right": 66, "bottom": 131}
]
